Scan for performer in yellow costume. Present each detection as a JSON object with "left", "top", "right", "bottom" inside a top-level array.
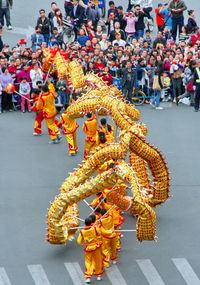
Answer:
[
  {"left": 59, "top": 109, "right": 79, "bottom": 155},
  {"left": 82, "top": 113, "right": 98, "bottom": 159},
  {"left": 77, "top": 217, "right": 104, "bottom": 284},
  {"left": 35, "top": 84, "right": 61, "bottom": 144},
  {"left": 106, "top": 124, "right": 115, "bottom": 143},
  {"left": 99, "top": 118, "right": 115, "bottom": 143},
  {"left": 99, "top": 208, "right": 118, "bottom": 267}
]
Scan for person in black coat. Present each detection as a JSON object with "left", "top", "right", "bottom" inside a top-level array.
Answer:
[
  {"left": 134, "top": 5, "right": 148, "bottom": 39},
  {"left": 121, "top": 61, "right": 136, "bottom": 103},
  {"left": 37, "top": 9, "right": 50, "bottom": 43},
  {"left": 70, "top": 0, "right": 85, "bottom": 28},
  {"left": 187, "top": 10, "right": 197, "bottom": 33}
]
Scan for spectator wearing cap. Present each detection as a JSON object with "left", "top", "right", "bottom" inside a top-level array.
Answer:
[
  {"left": 0, "top": 0, "right": 12, "bottom": 30},
  {"left": 168, "top": 0, "right": 187, "bottom": 41},
  {"left": 31, "top": 26, "right": 45, "bottom": 52},
  {"left": 112, "top": 33, "right": 126, "bottom": 48},
  {"left": 37, "top": 9, "right": 50, "bottom": 44}
]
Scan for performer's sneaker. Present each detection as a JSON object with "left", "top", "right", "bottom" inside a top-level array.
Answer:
[
  {"left": 69, "top": 153, "right": 76, "bottom": 156},
  {"left": 33, "top": 132, "right": 41, "bottom": 136},
  {"left": 57, "top": 134, "right": 62, "bottom": 140},
  {"left": 97, "top": 277, "right": 102, "bottom": 281},
  {"left": 49, "top": 139, "right": 60, "bottom": 144},
  {"left": 85, "top": 279, "right": 91, "bottom": 284},
  {"left": 112, "top": 261, "right": 117, "bottom": 264}
]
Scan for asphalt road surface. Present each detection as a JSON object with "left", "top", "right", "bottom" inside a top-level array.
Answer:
[
  {"left": 2, "top": 0, "right": 200, "bottom": 47},
  {"left": 1, "top": 101, "right": 200, "bottom": 285},
  {"left": 1, "top": 1, "right": 200, "bottom": 285}
]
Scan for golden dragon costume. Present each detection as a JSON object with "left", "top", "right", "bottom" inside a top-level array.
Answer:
[{"left": 42, "top": 48, "right": 170, "bottom": 245}]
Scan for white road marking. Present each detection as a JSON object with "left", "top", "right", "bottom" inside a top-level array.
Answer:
[
  {"left": 27, "top": 264, "right": 51, "bottom": 285},
  {"left": 136, "top": 259, "right": 165, "bottom": 285},
  {"left": 106, "top": 264, "right": 127, "bottom": 285},
  {"left": 172, "top": 258, "right": 200, "bottom": 285},
  {"left": 64, "top": 262, "right": 85, "bottom": 285},
  {"left": 0, "top": 268, "right": 11, "bottom": 285}
]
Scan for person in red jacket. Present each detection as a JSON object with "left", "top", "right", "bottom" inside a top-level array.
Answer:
[
  {"left": 155, "top": 4, "right": 165, "bottom": 32},
  {"left": 99, "top": 67, "right": 113, "bottom": 86}
]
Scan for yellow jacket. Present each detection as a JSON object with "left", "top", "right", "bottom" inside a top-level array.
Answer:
[
  {"left": 60, "top": 112, "right": 79, "bottom": 134},
  {"left": 106, "top": 127, "right": 115, "bottom": 143},
  {"left": 83, "top": 117, "right": 98, "bottom": 142},
  {"left": 36, "top": 91, "right": 57, "bottom": 119},
  {"left": 100, "top": 213, "right": 116, "bottom": 239},
  {"left": 99, "top": 125, "right": 115, "bottom": 143},
  {"left": 77, "top": 226, "right": 102, "bottom": 252}
]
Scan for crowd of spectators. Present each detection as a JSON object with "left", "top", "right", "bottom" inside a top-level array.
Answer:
[{"left": 0, "top": 0, "right": 200, "bottom": 113}]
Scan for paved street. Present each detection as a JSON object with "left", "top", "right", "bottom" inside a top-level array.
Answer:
[
  {"left": 0, "top": 0, "right": 200, "bottom": 284},
  {"left": 1, "top": 102, "right": 200, "bottom": 285}
]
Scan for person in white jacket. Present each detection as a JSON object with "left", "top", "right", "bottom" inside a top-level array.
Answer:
[{"left": 30, "top": 63, "right": 43, "bottom": 89}]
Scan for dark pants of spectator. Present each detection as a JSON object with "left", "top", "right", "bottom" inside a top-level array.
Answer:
[
  {"left": 172, "top": 78, "right": 182, "bottom": 98},
  {"left": 127, "top": 1, "right": 133, "bottom": 11},
  {"left": 135, "top": 30, "right": 144, "bottom": 40},
  {"left": 2, "top": 91, "right": 13, "bottom": 111},
  {"left": 158, "top": 25, "right": 164, "bottom": 32},
  {"left": 64, "top": 3, "right": 73, "bottom": 17},
  {"left": 172, "top": 16, "right": 184, "bottom": 41},
  {"left": 143, "top": 7, "right": 153, "bottom": 20},
  {"left": 122, "top": 87, "right": 133, "bottom": 103},
  {"left": 194, "top": 85, "right": 200, "bottom": 111},
  {"left": 42, "top": 34, "right": 50, "bottom": 44},
  {"left": 0, "top": 8, "right": 11, "bottom": 26},
  {"left": 58, "top": 91, "right": 69, "bottom": 107},
  {"left": 0, "top": 95, "right": 2, "bottom": 112},
  {"left": 0, "top": 36, "right": 3, "bottom": 51}
]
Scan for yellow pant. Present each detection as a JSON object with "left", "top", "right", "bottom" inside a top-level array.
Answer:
[
  {"left": 84, "top": 247, "right": 104, "bottom": 279},
  {"left": 45, "top": 118, "right": 60, "bottom": 140},
  {"left": 102, "top": 236, "right": 118, "bottom": 266},
  {"left": 66, "top": 132, "right": 78, "bottom": 154},
  {"left": 84, "top": 140, "right": 96, "bottom": 159},
  {"left": 114, "top": 225, "right": 121, "bottom": 250}
]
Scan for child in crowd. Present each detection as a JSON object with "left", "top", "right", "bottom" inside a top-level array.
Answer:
[
  {"left": 56, "top": 76, "right": 70, "bottom": 109},
  {"left": 162, "top": 72, "right": 171, "bottom": 101},
  {"left": 19, "top": 77, "right": 31, "bottom": 113}
]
